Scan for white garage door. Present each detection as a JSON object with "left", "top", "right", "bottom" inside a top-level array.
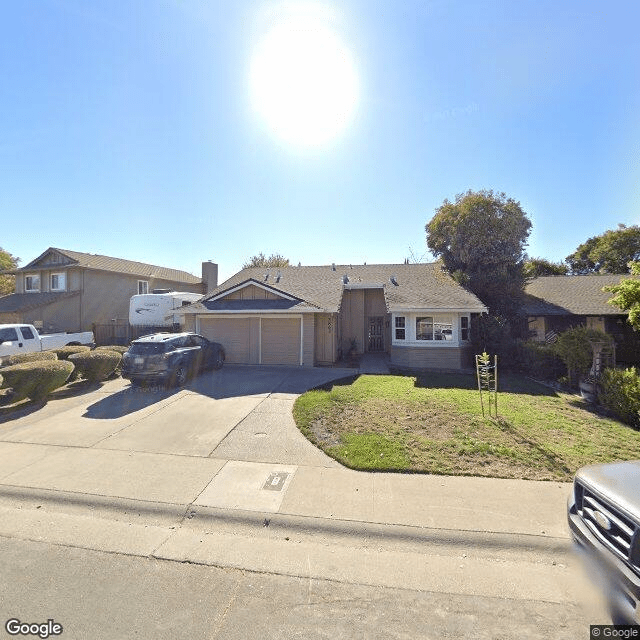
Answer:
[
  {"left": 200, "top": 318, "right": 251, "bottom": 364},
  {"left": 261, "top": 318, "right": 301, "bottom": 365}
]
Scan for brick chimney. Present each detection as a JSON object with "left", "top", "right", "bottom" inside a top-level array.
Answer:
[{"left": 201, "top": 261, "right": 218, "bottom": 294}]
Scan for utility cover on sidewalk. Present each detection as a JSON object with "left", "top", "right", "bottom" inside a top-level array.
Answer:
[
  {"left": 195, "top": 461, "right": 297, "bottom": 513},
  {"left": 262, "top": 472, "right": 289, "bottom": 492}
]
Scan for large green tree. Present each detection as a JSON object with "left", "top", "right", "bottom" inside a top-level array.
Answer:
[
  {"left": 523, "top": 257, "right": 569, "bottom": 278},
  {"left": 0, "top": 247, "right": 19, "bottom": 295},
  {"left": 242, "top": 252, "right": 290, "bottom": 269},
  {"left": 605, "top": 261, "right": 640, "bottom": 330},
  {"left": 566, "top": 224, "right": 640, "bottom": 274},
  {"left": 426, "top": 190, "right": 532, "bottom": 315}
]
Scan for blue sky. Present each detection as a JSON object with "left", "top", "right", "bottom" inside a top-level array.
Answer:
[{"left": 1, "top": 0, "right": 638, "bottom": 283}]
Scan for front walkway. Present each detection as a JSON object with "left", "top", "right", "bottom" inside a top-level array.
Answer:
[{"left": 358, "top": 352, "right": 391, "bottom": 374}]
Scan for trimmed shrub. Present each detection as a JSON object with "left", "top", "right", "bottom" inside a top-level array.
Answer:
[
  {"left": 95, "top": 345, "right": 129, "bottom": 354},
  {"left": 514, "top": 340, "right": 565, "bottom": 380},
  {"left": 598, "top": 368, "right": 640, "bottom": 429},
  {"left": 52, "top": 345, "right": 92, "bottom": 361},
  {"left": 0, "top": 360, "right": 75, "bottom": 403},
  {"left": 68, "top": 350, "right": 122, "bottom": 382},
  {"left": 1, "top": 351, "right": 58, "bottom": 367}
]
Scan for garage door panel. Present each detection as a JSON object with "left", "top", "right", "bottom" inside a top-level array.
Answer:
[
  {"left": 261, "top": 318, "right": 300, "bottom": 365},
  {"left": 200, "top": 318, "right": 250, "bottom": 364}
]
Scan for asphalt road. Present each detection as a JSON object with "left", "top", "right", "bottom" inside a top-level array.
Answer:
[{"left": 0, "top": 536, "right": 606, "bottom": 640}]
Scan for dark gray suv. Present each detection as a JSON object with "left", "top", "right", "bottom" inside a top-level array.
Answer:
[
  {"left": 121, "top": 332, "right": 225, "bottom": 387},
  {"left": 567, "top": 460, "right": 640, "bottom": 624}
]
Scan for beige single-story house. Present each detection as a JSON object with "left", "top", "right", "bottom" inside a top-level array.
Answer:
[
  {"left": 522, "top": 274, "right": 640, "bottom": 364},
  {"left": 180, "top": 263, "right": 487, "bottom": 370},
  {"left": 0, "top": 248, "right": 218, "bottom": 336}
]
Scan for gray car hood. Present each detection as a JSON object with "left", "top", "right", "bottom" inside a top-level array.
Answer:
[{"left": 576, "top": 460, "right": 640, "bottom": 522}]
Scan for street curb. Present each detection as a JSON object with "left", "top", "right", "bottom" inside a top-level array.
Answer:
[{"left": 0, "top": 483, "right": 572, "bottom": 554}]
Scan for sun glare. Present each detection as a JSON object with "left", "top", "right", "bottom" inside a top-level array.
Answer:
[{"left": 250, "top": 16, "right": 358, "bottom": 147}]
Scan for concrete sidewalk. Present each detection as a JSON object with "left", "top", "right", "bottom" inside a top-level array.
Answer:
[{"left": 0, "top": 433, "right": 572, "bottom": 539}]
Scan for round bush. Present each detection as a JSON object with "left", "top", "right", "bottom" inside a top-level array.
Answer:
[
  {"left": 1, "top": 351, "right": 58, "bottom": 367},
  {"left": 95, "top": 345, "right": 129, "bottom": 354},
  {"left": 68, "top": 350, "right": 122, "bottom": 382},
  {"left": 52, "top": 345, "right": 92, "bottom": 360},
  {"left": 0, "top": 360, "right": 75, "bottom": 403}
]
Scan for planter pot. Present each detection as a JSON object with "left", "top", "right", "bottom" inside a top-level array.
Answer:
[{"left": 579, "top": 381, "right": 596, "bottom": 402}]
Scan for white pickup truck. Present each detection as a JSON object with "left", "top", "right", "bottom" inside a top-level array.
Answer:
[{"left": 0, "top": 324, "right": 94, "bottom": 361}]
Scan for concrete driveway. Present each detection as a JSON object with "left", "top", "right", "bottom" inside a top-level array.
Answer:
[{"left": 0, "top": 365, "right": 356, "bottom": 466}]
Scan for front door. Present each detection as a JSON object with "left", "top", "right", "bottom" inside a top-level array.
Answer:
[{"left": 367, "top": 316, "right": 384, "bottom": 352}]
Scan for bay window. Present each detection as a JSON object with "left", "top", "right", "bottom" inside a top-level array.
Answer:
[
  {"left": 416, "top": 317, "right": 433, "bottom": 340},
  {"left": 460, "top": 316, "right": 470, "bottom": 341},
  {"left": 392, "top": 312, "right": 469, "bottom": 345}
]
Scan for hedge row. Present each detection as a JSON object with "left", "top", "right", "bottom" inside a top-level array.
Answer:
[
  {"left": 0, "top": 348, "right": 124, "bottom": 403},
  {"left": 2, "top": 351, "right": 59, "bottom": 367},
  {"left": 68, "top": 350, "right": 122, "bottom": 383},
  {"left": 0, "top": 360, "right": 75, "bottom": 403}
]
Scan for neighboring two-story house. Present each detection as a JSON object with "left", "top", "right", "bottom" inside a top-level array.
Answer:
[{"left": 0, "top": 248, "right": 218, "bottom": 337}]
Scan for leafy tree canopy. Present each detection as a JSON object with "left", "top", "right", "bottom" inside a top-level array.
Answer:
[
  {"left": 0, "top": 247, "right": 19, "bottom": 296},
  {"left": 566, "top": 224, "right": 640, "bottom": 274},
  {"left": 242, "top": 252, "right": 290, "bottom": 269},
  {"left": 605, "top": 261, "right": 640, "bottom": 330},
  {"left": 426, "top": 189, "right": 532, "bottom": 315},
  {"left": 523, "top": 257, "right": 569, "bottom": 278}
]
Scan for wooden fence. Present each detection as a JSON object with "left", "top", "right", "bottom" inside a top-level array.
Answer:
[{"left": 92, "top": 323, "right": 179, "bottom": 346}]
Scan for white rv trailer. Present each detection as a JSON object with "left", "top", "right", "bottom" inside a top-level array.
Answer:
[{"left": 129, "top": 291, "right": 203, "bottom": 327}]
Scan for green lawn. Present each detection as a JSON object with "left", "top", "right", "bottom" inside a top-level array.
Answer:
[{"left": 292, "top": 372, "right": 640, "bottom": 481}]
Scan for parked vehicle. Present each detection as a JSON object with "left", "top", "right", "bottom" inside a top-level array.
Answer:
[
  {"left": 121, "top": 332, "right": 224, "bottom": 387},
  {"left": 129, "top": 292, "right": 203, "bottom": 327},
  {"left": 567, "top": 460, "right": 640, "bottom": 624},
  {"left": 0, "top": 324, "right": 94, "bottom": 362}
]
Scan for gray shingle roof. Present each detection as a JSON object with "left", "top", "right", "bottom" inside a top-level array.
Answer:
[
  {"left": 0, "top": 291, "right": 80, "bottom": 313},
  {"left": 522, "top": 275, "right": 633, "bottom": 316},
  {"left": 197, "top": 263, "right": 487, "bottom": 313},
  {"left": 16, "top": 248, "right": 201, "bottom": 284}
]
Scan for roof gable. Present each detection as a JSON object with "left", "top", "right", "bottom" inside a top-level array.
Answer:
[
  {"left": 210, "top": 279, "right": 302, "bottom": 303},
  {"left": 23, "top": 248, "right": 77, "bottom": 270}
]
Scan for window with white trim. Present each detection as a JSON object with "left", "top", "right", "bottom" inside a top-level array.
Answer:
[
  {"left": 395, "top": 316, "right": 405, "bottom": 340},
  {"left": 137, "top": 280, "right": 149, "bottom": 295},
  {"left": 50, "top": 272, "right": 66, "bottom": 291},
  {"left": 416, "top": 317, "right": 433, "bottom": 340},
  {"left": 460, "top": 316, "right": 470, "bottom": 341},
  {"left": 25, "top": 274, "right": 40, "bottom": 292}
]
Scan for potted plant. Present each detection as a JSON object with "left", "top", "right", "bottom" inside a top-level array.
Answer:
[
  {"left": 579, "top": 374, "right": 597, "bottom": 402},
  {"left": 346, "top": 338, "right": 358, "bottom": 366}
]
